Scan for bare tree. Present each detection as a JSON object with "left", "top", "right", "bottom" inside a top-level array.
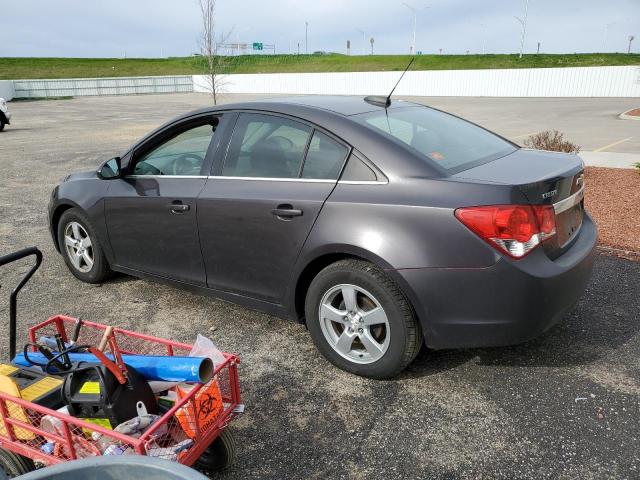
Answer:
[{"left": 198, "top": 0, "right": 232, "bottom": 104}]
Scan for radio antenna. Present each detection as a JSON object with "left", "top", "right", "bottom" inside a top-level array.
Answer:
[{"left": 364, "top": 57, "right": 415, "bottom": 109}]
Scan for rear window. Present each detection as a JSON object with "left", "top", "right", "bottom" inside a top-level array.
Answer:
[{"left": 353, "top": 106, "right": 517, "bottom": 173}]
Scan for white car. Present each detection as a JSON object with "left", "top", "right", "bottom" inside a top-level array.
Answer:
[{"left": 0, "top": 97, "right": 11, "bottom": 131}]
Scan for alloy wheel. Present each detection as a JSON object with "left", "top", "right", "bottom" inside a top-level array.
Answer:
[
  {"left": 63, "top": 221, "right": 94, "bottom": 273},
  {"left": 318, "top": 284, "right": 390, "bottom": 364}
]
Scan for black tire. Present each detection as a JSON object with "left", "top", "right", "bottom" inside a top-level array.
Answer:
[
  {"left": 305, "top": 259, "right": 423, "bottom": 379},
  {"left": 0, "top": 119, "right": 5, "bottom": 132},
  {"left": 0, "top": 448, "right": 35, "bottom": 478},
  {"left": 195, "top": 428, "right": 236, "bottom": 472},
  {"left": 57, "top": 208, "right": 111, "bottom": 284}
]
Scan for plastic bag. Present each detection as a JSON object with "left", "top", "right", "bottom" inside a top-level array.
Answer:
[{"left": 189, "top": 334, "right": 225, "bottom": 368}]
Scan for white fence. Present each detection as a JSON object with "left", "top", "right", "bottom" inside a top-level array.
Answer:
[
  {"left": 12, "top": 76, "right": 193, "bottom": 99},
  {"left": 194, "top": 66, "right": 640, "bottom": 97},
  {"left": 5, "top": 66, "right": 639, "bottom": 100}
]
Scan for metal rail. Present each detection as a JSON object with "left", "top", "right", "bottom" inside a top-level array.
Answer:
[{"left": 0, "top": 247, "right": 43, "bottom": 359}]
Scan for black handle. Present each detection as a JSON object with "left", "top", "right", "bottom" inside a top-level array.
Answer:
[
  {"left": 0, "top": 247, "right": 43, "bottom": 360},
  {"left": 271, "top": 205, "right": 303, "bottom": 219},
  {"left": 167, "top": 203, "right": 190, "bottom": 214},
  {"left": 71, "top": 318, "right": 83, "bottom": 342}
]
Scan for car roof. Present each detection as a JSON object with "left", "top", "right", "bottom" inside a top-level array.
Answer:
[
  {"left": 185, "top": 95, "right": 418, "bottom": 118},
  {"left": 253, "top": 95, "right": 415, "bottom": 116}
]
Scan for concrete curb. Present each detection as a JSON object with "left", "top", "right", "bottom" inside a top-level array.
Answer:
[{"left": 581, "top": 151, "right": 639, "bottom": 169}]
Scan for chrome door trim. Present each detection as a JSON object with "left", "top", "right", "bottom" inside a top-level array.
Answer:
[
  {"left": 125, "top": 175, "right": 209, "bottom": 179},
  {"left": 207, "top": 175, "right": 336, "bottom": 183}
]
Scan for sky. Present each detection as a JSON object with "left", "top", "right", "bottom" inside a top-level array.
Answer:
[{"left": 2, "top": 0, "right": 639, "bottom": 57}]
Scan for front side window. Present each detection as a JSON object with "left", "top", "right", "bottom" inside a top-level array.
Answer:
[
  {"left": 133, "top": 121, "right": 218, "bottom": 176},
  {"left": 353, "top": 106, "right": 517, "bottom": 173},
  {"left": 223, "top": 113, "right": 312, "bottom": 179}
]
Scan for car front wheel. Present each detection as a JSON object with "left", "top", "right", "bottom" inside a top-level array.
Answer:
[
  {"left": 305, "top": 259, "right": 422, "bottom": 379},
  {"left": 57, "top": 208, "right": 111, "bottom": 284}
]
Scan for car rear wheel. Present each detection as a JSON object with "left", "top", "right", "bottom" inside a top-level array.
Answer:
[
  {"left": 305, "top": 259, "right": 422, "bottom": 379},
  {"left": 57, "top": 208, "right": 111, "bottom": 284}
]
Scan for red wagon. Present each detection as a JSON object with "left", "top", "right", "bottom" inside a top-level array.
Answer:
[{"left": 0, "top": 247, "right": 241, "bottom": 476}]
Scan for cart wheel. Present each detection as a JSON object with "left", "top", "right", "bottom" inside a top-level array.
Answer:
[
  {"left": 0, "top": 448, "right": 35, "bottom": 478},
  {"left": 195, "top": 428, "right": 236, "bottom": 472}
]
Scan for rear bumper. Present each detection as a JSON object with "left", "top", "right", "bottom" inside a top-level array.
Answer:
[{"left": 398, "top": 212, "right": 598, "bottom": 349}]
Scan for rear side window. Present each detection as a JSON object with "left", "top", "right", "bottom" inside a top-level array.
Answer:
[
  {"left": 301, "top": 131, "right": 349, "bottom": 180},
  {"left": 340, "top": 153, "right": 378, "bottom": 182},
  {"left": 353, "top": 106, "right": 517, "bottom": 174},
  {"left": 223, "top": 113, "right": 311, "bottom": 178}
]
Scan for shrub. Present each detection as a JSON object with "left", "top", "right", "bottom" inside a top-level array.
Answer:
[
  {"left": 523, "top": 130, "right": 581, "bottom": 153},
  {"left": 634, "top": 162, "right": 640, "bottom": 174}
]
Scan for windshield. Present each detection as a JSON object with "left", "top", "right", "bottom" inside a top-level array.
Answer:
[{"left": 353, "top": 106, "right": 517, "bottom": 173}]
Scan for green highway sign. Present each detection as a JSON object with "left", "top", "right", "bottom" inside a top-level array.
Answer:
[{"left": 252, "top": 42, "right": 263, "bottom": 51}]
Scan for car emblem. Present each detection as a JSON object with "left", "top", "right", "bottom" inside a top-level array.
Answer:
[
  {"left": 575, "top": 174, "right": 584, "bottom": 188},
  {"left": 542, "top": 189, "right": 557, "bottom": 199}
]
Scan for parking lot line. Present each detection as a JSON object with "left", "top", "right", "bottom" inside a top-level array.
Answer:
[{"left": 593, "top": 136, "right": 633, "bottom": 152}]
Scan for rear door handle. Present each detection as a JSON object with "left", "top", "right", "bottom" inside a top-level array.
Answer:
[
  {"left": 271, "top": 204, "right": 303, "bottom": 219},
  {"left": 167, "top": 202, "right": 190, "bottom": 214}
]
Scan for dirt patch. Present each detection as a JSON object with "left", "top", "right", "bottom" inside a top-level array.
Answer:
[{"left": 585, "top": 166, "right": 640, "bottom": 253}]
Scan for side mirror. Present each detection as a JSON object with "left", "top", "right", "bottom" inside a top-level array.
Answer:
[{"left": 98, "top": 157, "right": 121, "bottom": 180}]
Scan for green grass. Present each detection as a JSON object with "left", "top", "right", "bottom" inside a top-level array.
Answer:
[{"left": 1, "top": 53, "right": 638, "bottom": 80}]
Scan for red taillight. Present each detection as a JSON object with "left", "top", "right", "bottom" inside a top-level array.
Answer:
[{"left": 455, "top": 204, "right": 556, "bottom": 259}]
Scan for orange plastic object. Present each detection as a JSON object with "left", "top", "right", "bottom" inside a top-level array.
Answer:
[{"left": 175, "top": 380, "right": 223, "bottom": 439}]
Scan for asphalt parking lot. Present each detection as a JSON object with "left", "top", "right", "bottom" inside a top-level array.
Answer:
[{"left": 0, "top": 94, "right": 639, "bottom": 479}]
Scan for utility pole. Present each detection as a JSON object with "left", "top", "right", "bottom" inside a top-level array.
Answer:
[
  {"left": 370, "top": 37, "right": 375, "bottom": 55},
  {"left": 403, "top": 3, "right": 428, "bottom": 55},
  {"left": 514, "top": 0, "right": 530, "bottom": 59},
  {"left": 305, "top": 21, "right": 309, "bottom": 54},
  {"left": 357, "top": 29, "right": 366, "bottom": 55},
  {"left": 536, "top": 41, "right": 540, "bottom": 54},
  {"left": 347, "top": 40, "right": 351, "bottom": 56},
  {"left": 629, "top": 35, "right": 636, "bottom": 54}
]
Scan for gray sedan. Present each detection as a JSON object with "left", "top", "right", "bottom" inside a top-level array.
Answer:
[{"left": 48, "top": 96, "right": 596, "bottom": 378}]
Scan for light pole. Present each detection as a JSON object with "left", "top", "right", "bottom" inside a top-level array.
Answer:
[
  {"left": 357, "top": 29, "right": 366, "bottom": 55},
  {"left": 629, "top": 35, "right": 636, "bottom": 54},
  {"left": 403, "top": 3, "right": 428, "bottom": 55},
  {"left": 235, "top": 27, "right": 250, "bottom": 56},
  {"left": 305, "top": 21, "right": 309, "bottom": 54},
  {"left": 514, "top": 0, "right": 530, "bottom": 59},
  {"left": 603, "top": 23, "right": 615, "bottom": 52},
  {"left": 480, "top": 23, "right": 487, "bottom": 54}
]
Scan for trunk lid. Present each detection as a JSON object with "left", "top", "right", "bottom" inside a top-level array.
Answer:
[{"left": 453, "top": 149, "right": 585, "bottom": 258}]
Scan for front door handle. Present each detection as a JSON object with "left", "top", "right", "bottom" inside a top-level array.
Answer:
[
  {"left": 167, "top": 202, "right": 190, "bottom": 214},
  {"left": 271, "top": 204, "right": 303, "bottom": 219}
]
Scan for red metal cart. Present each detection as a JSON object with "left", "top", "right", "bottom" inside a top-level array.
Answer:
[{"left": 0, "top": 247, "right": 241, "bottom": 476}]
